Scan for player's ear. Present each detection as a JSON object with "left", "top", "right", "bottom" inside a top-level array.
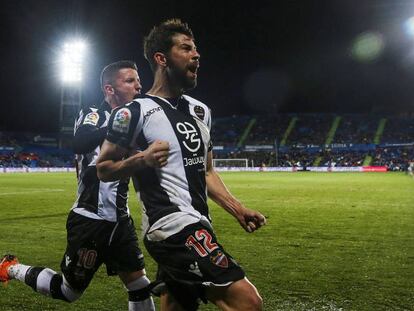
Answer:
[
  {"left": 104, "top": 84, "right": 114, "bottom": 95},
  {"left": 154, "top": 52, "right": 167, "bottom": 67}
]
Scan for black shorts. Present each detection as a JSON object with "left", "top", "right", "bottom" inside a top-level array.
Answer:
[
  {"left": 144, "top": 222, "right": 245, "bottom": 310},
  {"left": 61, "top": 211, "right": 145, "bottom": 291}
]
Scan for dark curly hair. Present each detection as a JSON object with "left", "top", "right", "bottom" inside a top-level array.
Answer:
[{"left": 143, "top": 18, "right": 194, "bottom": 72}]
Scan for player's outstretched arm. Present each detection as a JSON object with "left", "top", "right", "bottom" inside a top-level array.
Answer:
[
  {"left": 205, "top": 151, "right": 266, "bottom": 233},
  {"left": 97, "top": 139, "right": 169, "bottom": 182}
]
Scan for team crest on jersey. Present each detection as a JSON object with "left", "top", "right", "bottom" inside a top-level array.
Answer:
[
  {"left": 176, "top": 122, "right": 201, "bottom": 152},
  {"left": 83, "top": 112, "right": 100, "bottom": 126},
  {"left": 194, "top": 105, "right": 205, "bottom": 120},
  {"left": 210, "top": 250, "right": 228, "bottom": 268},
  {"left": 112, "top": 108, "right": 131, "bottom": 133}
]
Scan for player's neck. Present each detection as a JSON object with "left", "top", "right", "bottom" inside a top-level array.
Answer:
[
  {"left": 147, "top": 72, "right": 184, "bottom": 99},
  {"left": 105, "top": 97, "right": 121, "bottom": 110}
]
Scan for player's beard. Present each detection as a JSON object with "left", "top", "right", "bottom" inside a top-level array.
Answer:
[{"left": 167, "top": 63, "right": 197, "bottom": 91}]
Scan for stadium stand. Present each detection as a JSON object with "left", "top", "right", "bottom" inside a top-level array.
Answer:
[
  {"left": 380, "top": 116, "right": 414, "bottom": 143},
  {"left": 211, "top": 115, "right": 251, "bottom": 146},
  {"left": 285, "top": 114, "right": 334, "bottom": 146},
  {"left": 0, "top": 131, "right": 73, "bottom": 168},
  {"left": 244, "top": 114, "right": 289, "bottom": 145},
  {"left": 212, "top": 113, "right": 414, "bottom": 171},
  {"left": 332, "top": 114, "right": 380, "bottom": 144},
  {"left": 1, "top": 113, "right": 413, "bottom": 171},
  {"left": 370, "top": 146, "right": 414, "bottom": 171}
]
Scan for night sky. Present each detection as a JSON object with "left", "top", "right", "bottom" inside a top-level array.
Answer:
[{"left": 2, "top": 0, "right": 414, "bottom": 132}]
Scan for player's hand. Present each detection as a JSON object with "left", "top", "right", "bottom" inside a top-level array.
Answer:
[
  {"left": 140, "top": 140, "right": 170, "bottom": 168},
  {"left": 237, "top": 207, "right": 266, "bottom": 233}
]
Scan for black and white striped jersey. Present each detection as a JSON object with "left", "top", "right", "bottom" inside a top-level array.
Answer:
[
  {"left": 106, "top": 94, "right": 212, "bottom": 240},
  {"left": 72, "top": 101, "right": 130, "bottom": 222}
]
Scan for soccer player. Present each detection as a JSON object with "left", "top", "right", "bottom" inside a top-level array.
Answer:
[
  {"left": 96, "top": 20, "right": 266, "bottom": 311},
  {"left": 0, "top": 61, "right": 155, "bottom": 311}
]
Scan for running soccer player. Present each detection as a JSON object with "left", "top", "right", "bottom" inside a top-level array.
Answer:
[
  {"left": 96, "top": 20, "right": 266, "bottom": 311},
  {"left": 0, "top": 61, "right": 155, "bottom": 311}
]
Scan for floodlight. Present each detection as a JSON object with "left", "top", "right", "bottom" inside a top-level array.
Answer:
[
  {"left": 60, "top": 40, "right": 87, "bottom": 83},
  {"left": 404, "top": 17, "right": 414, "bottom": 37}
]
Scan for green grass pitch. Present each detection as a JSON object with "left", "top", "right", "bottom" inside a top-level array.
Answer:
[{"left": 0, "top": 172, "right": 413, "bottom": 310}]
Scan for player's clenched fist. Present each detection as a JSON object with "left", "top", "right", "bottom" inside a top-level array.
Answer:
[{"left": 141, "top": 140, "right": 170, "bottom": 168}]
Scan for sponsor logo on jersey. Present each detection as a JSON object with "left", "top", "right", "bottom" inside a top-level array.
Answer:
[
  {"left": 112, "top": 108, "right": 131, "bottom": 133},
  {"left": 194, "top": 105, "right": 205, "bottom": 120},
  {"left": 184, "top": 155, "right": 205, "bottom": 167},
  {"left": 210, "top": 250, "right": 228, "bottom": 268},
  {"left": 176, "top": 122, "right": 201, "bottom": 152},
  {"left": 83, "top": 112, "right": 100, "bottom": 126},
  {"left": 144, "top": 106, "right": 163, "bottom": 120}
]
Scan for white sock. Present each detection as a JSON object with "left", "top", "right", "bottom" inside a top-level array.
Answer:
[
  {"left": 126, "top": 276, "right": 155, "bottom": 311},
  {"left": 129, "top": 299, "right": 156, "bottom": 311},
  {"left": 7, "top": 263, "right": 31, "bottom": 282},
  {"left": 35, "top": 268, "right": 57, "bottom": 296}
]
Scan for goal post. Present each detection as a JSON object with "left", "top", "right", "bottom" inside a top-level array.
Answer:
[{"left": 213, "top": 158, "right": 249, "bottom": 168}]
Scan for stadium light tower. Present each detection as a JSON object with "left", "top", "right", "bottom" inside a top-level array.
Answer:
[{"left": 59, "top": 39, "right": 87, "bottom": 148}]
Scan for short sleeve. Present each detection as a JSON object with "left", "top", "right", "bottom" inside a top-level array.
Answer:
[
  {"left": 106, "top": 104, "right": 140, "bottom": 149},
  {"left": 74, "top": 108, "right": 104, "bottom": 133}
]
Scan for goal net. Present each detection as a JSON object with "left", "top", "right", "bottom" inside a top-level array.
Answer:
[{"left": 213, "top": 158, "right": 249, "bottom": 168}]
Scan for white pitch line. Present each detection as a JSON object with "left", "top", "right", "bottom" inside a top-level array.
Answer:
[{"left": 0, "top": 189, "right": 65, "bottom": 196}]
